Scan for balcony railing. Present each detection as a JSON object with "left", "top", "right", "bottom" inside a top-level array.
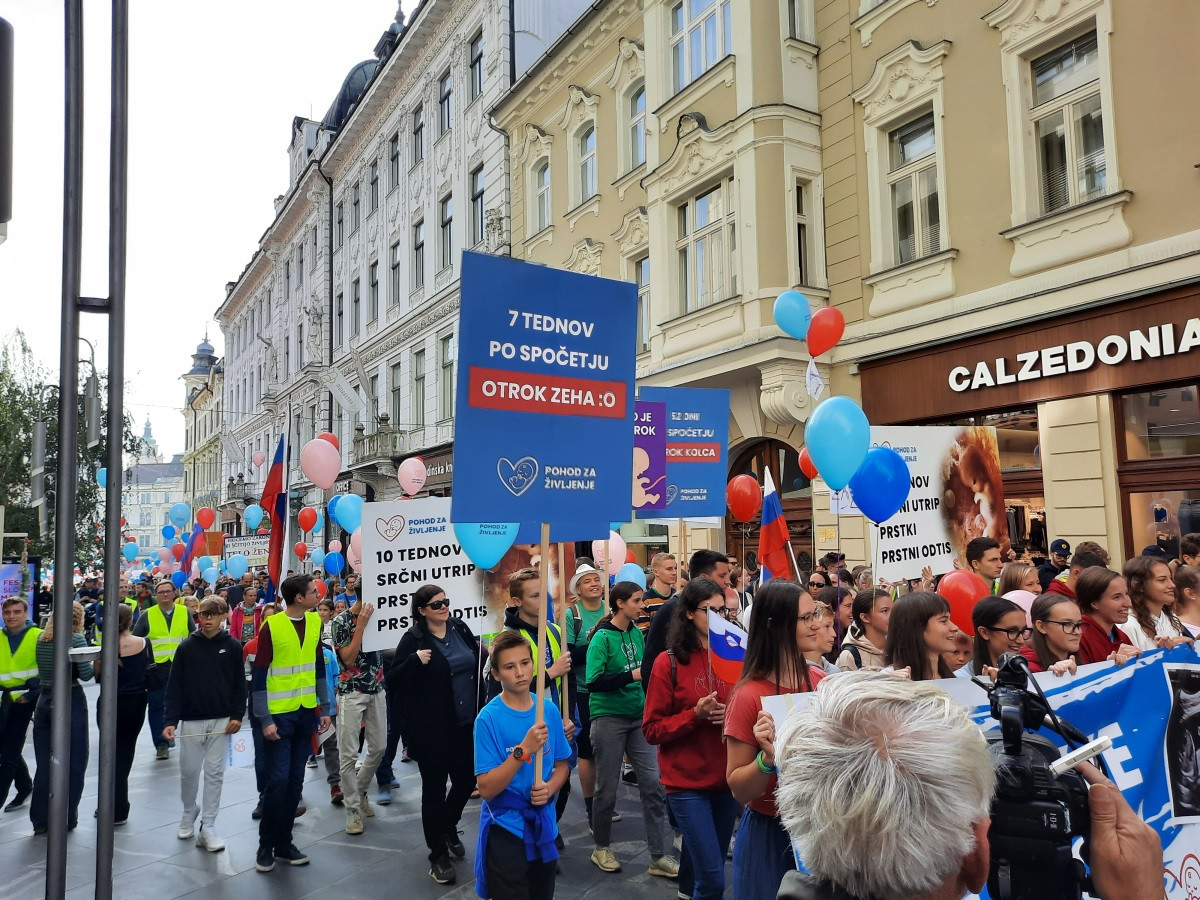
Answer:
[
  {"left": 222, "top": 475, "right": 258, "bottom": 506},
  {"left": 351, "top": 414, "right": 405, "bottom": 466}
]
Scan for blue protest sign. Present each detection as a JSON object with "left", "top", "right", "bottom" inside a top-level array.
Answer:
[
  {"left": 635, "top": 387, "right": 730, "bottom": 519},
  {"left": 452, "top": 252, "right": 637, "bottom": 524},
  {"left": 633, "top": 401, "right": 667, "bottom": 512},
  {"left": 515, "top": 522, "right": 610, "bottom": 544}
]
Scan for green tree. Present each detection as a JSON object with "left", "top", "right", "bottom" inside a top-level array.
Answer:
[{"left": 0, "top": 330, "right": 138, "bottom": 571}]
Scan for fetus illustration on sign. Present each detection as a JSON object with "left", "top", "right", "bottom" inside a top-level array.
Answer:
[
  {"left": 632, "top": 447, "right": 665, "bottom": 509},
  {"left": 941, "top": 427, "right": 1011, "bottom": 562}
]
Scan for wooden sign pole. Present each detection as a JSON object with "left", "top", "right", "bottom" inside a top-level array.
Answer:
[
  {"left": 557, "top": 541, "right": 569, "bottom": 729},
  {"left": 534, "top": 522, "right": 551, "bottom": 785}
]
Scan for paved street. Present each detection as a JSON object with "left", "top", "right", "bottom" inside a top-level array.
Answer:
[{"left": 0, "top": 684, "right": 700, "bottom": 899}]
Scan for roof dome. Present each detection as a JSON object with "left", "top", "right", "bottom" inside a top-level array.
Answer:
[
  {"left": 196, "top": 337, "right": 214, "bottom": 356},
  {"left": 321, "top": 60, "right": 379, "bottom": 131}
]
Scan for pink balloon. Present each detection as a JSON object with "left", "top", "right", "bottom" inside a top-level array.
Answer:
[
  {"left": 300, "top": 438, "right": 342, "bottom": 490},
  {"left": 397, "top": 457, "right": 428, "bottom": 496},
  {"left": 252, "top": 450, "right": 266, "bottom": 467},
  {"left": 591, "top": 531, "right": 627, "bottom": 577},
  {"left": 349, "top": 527, "right": 362, "bottom": 561},
  {"left": 1002, "top": 589, "right": 1037, "bottom": 628},
  {"left": 328, "top": 540, "right": 343, "bottom": 553},
  {"left": 157, "top": 547, "right": 171, "bottom": 561}
]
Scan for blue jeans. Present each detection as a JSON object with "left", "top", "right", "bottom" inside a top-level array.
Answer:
[
  {"left": 31, "top": 687, "right": 89, "bottom": 830},
  {"left": 669, "top": 791, "right": 739, "bottom": 900},
  {"left": 144, "top": 662, "right": 171, "bottom": 749},
  {"left": 0, "top": 696, "right": 35, "bottom": 806},
  {"left": 251, "top": 712, "right": 267, "bottom": 796},
  {"left": 731, "top": 807, "right": 795, "bottom": 900},
  {"left": 258, "top": 708, "right": 316, "bottom": 852}
]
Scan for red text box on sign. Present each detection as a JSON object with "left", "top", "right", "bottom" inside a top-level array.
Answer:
[
  {"left": 468, "top": 366, "right": 627, "bottom": 419},
  {"left": 666, "top": 443, "right": 722, "bottom": 462}
]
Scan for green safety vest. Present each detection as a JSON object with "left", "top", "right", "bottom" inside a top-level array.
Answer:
[
  {"left": 94, "top": 598, "right": 139, "bottom": 647},
  {"left": 0, "top": 627, "right": 41, "bottom": 699},
  {"left": 265, "top": 612, "right": 319, "bottom": 715},
  {"left": 145, "top": 604, "right": 189, "bottom": 664}
]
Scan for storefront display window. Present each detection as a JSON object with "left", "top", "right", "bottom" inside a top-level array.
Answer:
[
  {"left": 1127, "top": 490, "right": 1200, "bottom": 560},
  {"left": 938, "top": 409, "right": 1040, "bottom": 471},
  {"left": 1121, "top": 382, "right": 1200, "bottom": 460}
]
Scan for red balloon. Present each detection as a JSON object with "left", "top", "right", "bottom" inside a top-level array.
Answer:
[
  {"left": 806, "top": 307, "right": 846, "bottom": 357},
  {"left": 317, "top": 431, "right": 340, "bottom": 451},
  {"left": 171, "top": 544, "right": 186, "bottom": 560},
  {"left": 625, "top": 549, "right": 636, "bottom": 563},
  {"left": 294, "top": 541, "right": 308, "bottom": 560},
  {"left": 798, "top": 447, "right": 818, "bottom": 479},
  {"left": 297, "top": 507, "right": 318, "bottom": 532},
  {"left": 196, "top": 507, "right": 216, "bottom": 530},
  {"left": 315, "top": 579, "right": 327, "bottom": 598},
  {"left": 120, "top": 516, "right": 126, "bottom": 526},
  {"left": 726, "top": 475, "right": 763, "bottom": 523},
  {"left": 937, "top": 570, "right": 992, "bottom": 634},
  {"left": 257, "top": 528, "right": 269, "bottom": 535}
]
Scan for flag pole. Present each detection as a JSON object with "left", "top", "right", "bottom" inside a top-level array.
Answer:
[
  {"left": 534, "top": 522, "right": 551, "bottom": 785},
  {"left": 557, "top": 541, "right": 569, "bottom": 729},
  {"left": 281, "top": 403, "right": 292, "bottom": 583},
  {"left": 677, "top": 518, "right": 687, "bottom": 577}
]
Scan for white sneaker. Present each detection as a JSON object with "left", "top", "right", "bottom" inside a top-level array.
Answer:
[
  {"left": 177, "top": 812, "right": 196, "bottom": 840},
  {"left": 195, "top": 825, "right": 225, "bottom": 852},
  {"left": 360, "top": 797, "right": 374, "bottom": 818}
]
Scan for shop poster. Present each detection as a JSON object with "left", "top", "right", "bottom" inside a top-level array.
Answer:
[
  {"left": 868, "top": 425, "right": 1010, "bottom": 581},
  {"left": 451, "top": 251, "right": 637, "bottom": 526},
  {"left": 636, "top": 386, "right": 730, "bottom": 521},
  {"left": 769, "top": 645, "right": 1200, "bottom": 899},
  {"left": 633, "top": 400, "right": 667, "bottom": 512},
  {"left": 0, "top": 562, "right": 35, "bottom": 612}
]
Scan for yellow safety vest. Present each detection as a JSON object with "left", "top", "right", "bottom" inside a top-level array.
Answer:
[
  {"left": 265, "top": 612, "right": 319, "bottom": 715},
  {"left": 94, "top": 598, "right": 138, "bottom": 647},
  {"left": 145, "top": 604, "right": 190, "bottom": 664},
  {"left": 0, "top": 627, "right": 41, "bottom": 699}
]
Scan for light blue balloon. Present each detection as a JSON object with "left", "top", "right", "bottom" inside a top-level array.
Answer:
[
  {"left": 202, "top": 566, "right": 220, "bottom": 584},
  {"left": 97, "top": 468, "right": 108, "bottom": 489},
  {"left": 452, "top": 522, "right": 519, "bottom": 571},
  {"left": 324, "top": 551, "right": 346, "bottom": 576},
  {"left": 169, "top": 502, "right": 192, "bottom": 529},
  {"left": 226, "top": 554, "right": 249, "bottom": 579},
  {"left": 243, "top": 504, "right": 264, "bottom": 530},
  {"left": 311, "top": 549, "right": 326, "bottom": 567},
  {"left": 161, "top": 525, "right": 176, "bottom": 541},
  {"left": 171, "top": 571, "right": 187, "bottom": 588},
  {"left": 333, "top": 494, "right": 364, "bottom": 533},
  {"left": 772, "top": 289, "right": 813, "bottom": 340},
  {"left": 327, "top": 495, "right": 342, "bottom": 525},
  {"left": 615, "top": 563, "right": 647, "bottom": 590},
  {"left": 121, "top": 541, "right": 138, "bottom": 561},
  {"left": 805, "top": 395, "right": 870, "bottom": 492},
  {"left": 848, "top": 446, "right": 911, "bottom": 524},
  {"left": 311, "top": 509, "right": 325, "bottom": 533},
  {"left": 197, "top": 556, "right": 213, "bottom": 573},
  {"left": 219, "top": 560, "right": 227, "bottom": 573}
]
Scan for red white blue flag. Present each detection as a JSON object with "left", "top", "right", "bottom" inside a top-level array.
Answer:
[
  {"left": 757, "top": 469, "right": 795, "bottom": 583},
  {"left": 261, "top": 435, "right": 288, "bottom": 602}
]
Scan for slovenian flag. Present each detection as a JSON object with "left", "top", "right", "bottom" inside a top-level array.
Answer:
[
  {"left": 261, "top": 435, "right": 288, "bottom": 603},
  {"left": 708, "top": 609, "right": 748, "bottom": 685},
  {"left": 179, "top": 523, "right": 205, "bottom": 575},
  {"left": 757, "top": 469, "right": 795, "bottom": 583}
]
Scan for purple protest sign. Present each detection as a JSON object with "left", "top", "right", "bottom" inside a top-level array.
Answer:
[{"left": 633, "top": 401, "right": 667, "bottom": 511}]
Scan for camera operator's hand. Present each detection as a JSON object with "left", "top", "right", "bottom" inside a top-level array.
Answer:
[{"left": 1076, "top": 761, "right": 1162, "bottom": 899}]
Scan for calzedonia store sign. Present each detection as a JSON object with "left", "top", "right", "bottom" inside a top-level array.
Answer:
[{"left": 859, "top": 284, "right": 1200, "bottom": 424}]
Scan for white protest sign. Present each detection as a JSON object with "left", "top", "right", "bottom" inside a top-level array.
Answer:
[
  {"left": 870, "top": 426, "right": 1009, "bottom": 583},
  {"left": 359, "top": 496, "right": 488, "bottom": 653}
]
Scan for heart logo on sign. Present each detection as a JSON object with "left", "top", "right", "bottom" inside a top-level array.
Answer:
[
  {"left": 497, "top": 456, "right": 539, "bottom": 497},
  {"left": 666, "top": 484, "right": 679, "bottom": 504},
  {"left": 375, "top": 515, "right": 406, "bottom": 542}
]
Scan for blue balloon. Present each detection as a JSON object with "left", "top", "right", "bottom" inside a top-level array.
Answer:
[
  {"left": 161, "top": 525, "right": 176, "bottom": 541},
  {"left": 97, "top": 468, "right": 108, "bottom": 489},
  {"left": 171, "top": 571, "right": 187, "bottom": 588},
  {"left": 202, "top": 566, "right": 220, "bottom": 584},
  {"left": 121, "top": 541, "right": 138, "bottom": 561},
  {"left": 169, "top": 502, "right": 191, "bottom": 529},
  {"left": 218, "top": 560, "right": 227, "bottom": 573},
  {"left": 848, "top": 446, "right": 911, "bottom": 524},
  {"left": 805, "top": 395, "right": 870, "bottom": 491},
  {"left": 311, "top": 549, "right": 326, "bottom": 567},
  {"left": 453, "top": 523, "right": 519, "bottom": 571},
  {"left": 226, "top": 554, "right": 249, "bottom": 579},
  {"left": 773, "top": 289, "right": 813, "bottom": 340},
  {"left": 327, "top": 495, "right": 342, "bottom": 525},
  {"left": 243, "top": 504, "right": 264, "bottom": 530},
  {"left": 615, "top": 563, "right": 647, "bottom": 590},
  {"left": 197, "top": 556, "right": 213, "bottom": 573},
  {"left": 324, "top": 551, "right": 346, "bottom": 576},
  {"left": 311, "top": 509, "right": 325, "bottom": 533},
  {"left": 333, "top": 494, "right": 364, "bottom": 533}
]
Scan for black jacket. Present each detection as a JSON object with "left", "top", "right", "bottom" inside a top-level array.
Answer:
[
  {"left": 386, "top": 617, "right": 485, "bottom": 763},
  {"left": 164, "top": 629, "right": 247, "bottom": 726},
  {"left": 777, "top": 872, "right": 873, "bottom": 900},
  {"left": 642, "top": 596, "right": 678, "bottom": 689}
]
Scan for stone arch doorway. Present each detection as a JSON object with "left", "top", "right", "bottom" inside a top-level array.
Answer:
[{"left": 725, "top": 438, "right": 813, "bottom": 575}]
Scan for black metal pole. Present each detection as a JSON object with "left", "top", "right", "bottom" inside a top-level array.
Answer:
[
  {"left": 47, "top": 1, "right": 84, "bottom": 896},
  {"left": 94, "top": 0, "right": 128, "bottom": 893}
]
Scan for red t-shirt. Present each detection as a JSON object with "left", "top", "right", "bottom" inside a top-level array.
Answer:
[
  {"left": 1018, "top": 644, "right": 1046, "bottom": 673},
  {"left": 643, "top": 648, "right": 734, "bottom": 793},
  {"left": 1076, "top": 614, "right": 1132, "bottom": 665},
  {"left": 723, "top": 668, "right": 825, "bottom": 817}
]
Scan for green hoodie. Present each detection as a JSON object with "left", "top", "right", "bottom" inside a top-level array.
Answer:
[{"left": 585, "top": 620, "right": 645, "bottom": 719}]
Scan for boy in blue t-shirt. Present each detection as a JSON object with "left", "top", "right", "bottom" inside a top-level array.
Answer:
[{"left": 473, "top": 630, "right": 570, "bottom": 900}]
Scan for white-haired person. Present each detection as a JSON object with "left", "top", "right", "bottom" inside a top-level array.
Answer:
[{"left": 774, "top": 670, "right": 1162, "bottom": 900}]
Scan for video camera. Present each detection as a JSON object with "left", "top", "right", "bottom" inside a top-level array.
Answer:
[{"left": 979, "top": 653, "right": 1097, "bottom": 900}]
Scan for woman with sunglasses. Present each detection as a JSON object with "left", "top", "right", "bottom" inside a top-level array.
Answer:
[
  {"left": 389, "top": 585, "right": 485, "bottom": 886},
  {"left": 956, "top": 596, "right": 1031, "bottom": 679},
  {"left": 643, "top": 577, "right": 737, "bottom": 900},
  {"left": 1020, "top": 594, "right": 1080, "bottom": 676},
  {"left": 725, "top": 580, "right": 825, "bottom": 899}
]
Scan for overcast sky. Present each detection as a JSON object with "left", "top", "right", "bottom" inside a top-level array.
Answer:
[{"left": 0, "top": 1, "right": 401, "bottom": 458}]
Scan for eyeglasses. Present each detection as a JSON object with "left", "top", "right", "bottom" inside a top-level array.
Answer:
[
  {"left": 423, "top": 599, "right": 450, "bottom": 611},
  {"left": 198, "top": 611, "right": 223, "bottom": 619},
  {"left": 155, "top": 589, "right": 175, "bottom": 596},
  {"left": 807, "top": 581, "right": 825, "bottom": 588},
  {"left": 1045, "top": 619, "right": 1083, "bottom": 635},
  {"left": 986, "top": 626, "right": 1034, "bottom": 640},
  {"left": 797, "top": 611, "right": 821, "bottom": 626}
]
